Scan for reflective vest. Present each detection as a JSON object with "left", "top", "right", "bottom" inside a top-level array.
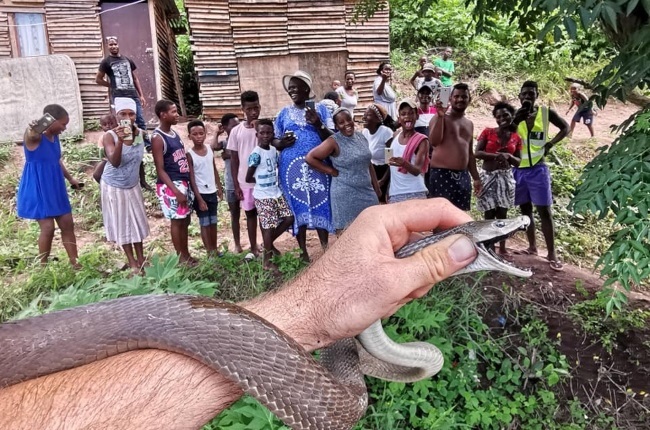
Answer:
[{"left": 517, "top": 106, "right": 548, "bottom": 168}]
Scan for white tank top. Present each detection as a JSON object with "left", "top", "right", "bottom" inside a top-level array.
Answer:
[
  {"left": 188, "top": 146, "right": 217, "bottom": 194},
  {"left": 389, "top": 132, "right": 427, "bottom": 197}
]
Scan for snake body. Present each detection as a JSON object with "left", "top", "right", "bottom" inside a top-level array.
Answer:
[{"left": 0, "top": 218, "right": 531, "bottom": 430}]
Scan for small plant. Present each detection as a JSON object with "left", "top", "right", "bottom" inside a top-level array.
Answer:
[
  {"left": 83, "top": 119, "right": 101, "bottom": 132},
  {"left": 569, "top": 293, "right": 650, "bottom": 354}
]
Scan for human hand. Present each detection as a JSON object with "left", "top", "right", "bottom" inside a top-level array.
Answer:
[
  {"left": 217, "top": 124, "right": 225, "bottom": 135},
  {"left": 473, "top": 179, "right": 482, "bottom": 195},
  {"left": 258, "top": 199, "right": 476, "bottom": 350},
  {"left": 113, "top": 126, "right": 126, "bottom": 141},
  {"left": 235, "top": 186, "right": 243, "bottom": 201},
  {"left": 197, "top": 198, "right": 208, "bottom": 212},
  {"left": 434, "top": 100, "right": 446, "bottom": 116},
  {"left": 174, "top": 188, "right": 188, "bottom": 206},
  {"left": 280, "top": 132, "right": 296, "bottom": 148},
  {"left": 330, "top": 168, "right": 339, "bottom": 177},
  {"left": 305, "top": 108, "right": 321, "bottom": 127},
  {"left": 139, "top": 97, "right": 147, "bottom": 108},
  {"left": 381, "top": 69, "right": 391, "bottom": 80},
  {"left": 388, "top": 157, "right": 406, "bottom": 167},
  {"left": 69, "top": 178, "right": 82, "bottom": 190}
]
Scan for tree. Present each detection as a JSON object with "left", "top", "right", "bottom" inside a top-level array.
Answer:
[{"left": 355, "top": 0, "right": 650, "bottom": 310}]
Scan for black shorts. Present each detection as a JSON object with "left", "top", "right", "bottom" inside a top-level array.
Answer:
[
  {"left": 194, "top": 192, "right": 218, "bottom": 226},
  {"left": 427, "top": 167, "right": 471, "bottom": 211}
]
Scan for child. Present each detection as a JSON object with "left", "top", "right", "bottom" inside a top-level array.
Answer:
[
  {"left": 245, "top": 119, "right": 294, "bottom": 270},
  {"left": 187, "top": 119, "right": 224, "bottom": 257},
  {"left": 331, "top": 79, "right": 341, "bottom": 90},
  {"left": 17, "top": 104, "right": 80, "bottom": 267},
  {"left": 212, "top": 113, "right": 242, "bottom": 253},
  {"left": 92, "top": 114, "right": 117, "bottom": 183},
  {"left": 387, "top": 99, "right": 430, "bottom": 203},
  {"left": 151, "top": 100, "right": 196, "bottom": 266},
  {"left": 227, "top": 91, "right": 262, "bottom": 258},
  {"left": 409, "top": 56, "right": 429, "bottom": 89},
  {"left": 417, "top": 63, "right": 442, "bottom": 97},
  {"left": 415, "top": 85, "right": 435, "bottom": 136},
  {"left": 566, "top": 83, "right": 595, "bottom": 137}
]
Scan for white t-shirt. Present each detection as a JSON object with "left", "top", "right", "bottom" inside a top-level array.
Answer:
[
  {"left": 417, "top": 77, "right": 442, "bottom": 97},
  {"left": 226, "top": 123, "right": 257, "bottom": 190},
  {"left": 188, "top": 146, "right": 216, "bottom": 194},
  {"left": 363, "top": 126, "right": 394, "bottom": 166},
  {"left": 247, "top": 145, "right": 282, "bottom": 200},
  {"left": 389, "top": 132, "right": 427, "bottom": 197}
]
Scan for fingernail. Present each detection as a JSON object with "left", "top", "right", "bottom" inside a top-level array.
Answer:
[{"left": 448, "top": 236, "right": 476, "bottom": 263}]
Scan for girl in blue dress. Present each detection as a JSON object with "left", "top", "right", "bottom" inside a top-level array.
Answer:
[
  {"left": 17, "top": 104, "right": 81, "bottom": 267},
  {"left": 274, "top": 71, "right": 335, "bottom": 262}
]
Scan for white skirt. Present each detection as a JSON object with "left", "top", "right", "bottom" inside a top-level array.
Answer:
[{"left": 101, "top": 181, "right": 150, "bottom": 246}]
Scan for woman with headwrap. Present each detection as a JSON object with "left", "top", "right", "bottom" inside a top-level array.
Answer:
[
  {"left": 274, "top": 71, "right": 335, "bottom": 262},
  {"left": 100, "top": 97, "right": 150, "bottom": 273},
  {"left": 306, "top": 108, "right": 380, "bottom": 233},
  {"left": 363, "top": 103, "right": 394, "bottom": 203}
]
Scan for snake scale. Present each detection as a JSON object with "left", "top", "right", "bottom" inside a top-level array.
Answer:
[{"left": 0, "top": 218, "right": 531, "bottom": 430}]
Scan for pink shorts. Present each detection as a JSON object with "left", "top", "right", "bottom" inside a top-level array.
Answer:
[{"left": 241, "top": 187, "right": 256, "bottom": 212}]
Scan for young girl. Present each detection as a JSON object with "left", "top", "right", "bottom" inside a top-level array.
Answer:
[
  {"left": 17, "top": 104, "right": 80, "bottom": 267},
  {"left": 387, "top": 99, "right": 430, "bottom": 203},
  {"left": 362, "top": 103, "right": 394, "bottom": 203},
  {"left": 187, "top": 120, "right": 224, "bottom": 256}
]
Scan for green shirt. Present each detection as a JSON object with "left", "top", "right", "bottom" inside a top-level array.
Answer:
[{"left": 434, "top": 58, "right": 455, "bottom": 87}]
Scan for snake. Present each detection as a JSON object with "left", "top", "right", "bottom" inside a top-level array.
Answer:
[{"left": 0, "top": 218, "right": 531, "bottom": 430}]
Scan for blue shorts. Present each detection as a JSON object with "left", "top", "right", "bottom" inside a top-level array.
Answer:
[
  {"left": 194, "top": 192, "right": 218, "bottom": 227},
  {"left": 572, "top": 110, "right": 593, "bottom": 125},
  {"left": 427, "top": 168, "right": 471, "bottom": 211},
  {"left": 514, "top": 163, "right": 553, "bottom": 207}
]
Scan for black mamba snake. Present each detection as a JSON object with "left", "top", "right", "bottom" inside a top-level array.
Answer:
[{"left": 0, "top": 218, "right": 531, "bottom": 430}]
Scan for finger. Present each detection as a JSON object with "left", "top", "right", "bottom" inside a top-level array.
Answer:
[
  {"left": 374, "top": 198, "right": 472, "bottom": 237},
  {"left": 393, "top": 233, "right": 476, "bottom": 299}
]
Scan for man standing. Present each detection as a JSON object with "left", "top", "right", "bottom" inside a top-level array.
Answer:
[
  {"left": 427, "top": 83, "right": 481, "bottom": 210},
  {"left": 96, "top": 36, "right": 148, "bottom": 142},
  {"left": 512, "top": 80, "right": 569, "bottom": 271},
  {"left": 434, "top": 47, "right": 455, "bottom": 87}
]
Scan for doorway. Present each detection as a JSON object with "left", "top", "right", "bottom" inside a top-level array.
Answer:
[{"left": 100, "top": 1, "right": 157, "bottom": 125}]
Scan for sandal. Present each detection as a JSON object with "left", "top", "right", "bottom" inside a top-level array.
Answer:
[
  {"left": 549, "top": 260, "right": 564, "bottom": 272},
  {"left": 513, "top": 248, "right": 537, "bottom": 256}
]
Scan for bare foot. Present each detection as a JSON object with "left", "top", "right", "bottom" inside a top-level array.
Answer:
[
  {"left": 300, "top": 252, "right": 310, "bottom": 263},
  {"left": 234, "top": 245, "right": 243, "bottom": 253},
  {"left": 180, "top": 256, "right": 199, "bottom": 267}
]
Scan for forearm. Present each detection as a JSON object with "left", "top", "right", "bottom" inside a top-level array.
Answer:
[
  {"left": 0, "top": 272, "right": 330, "bottom": 430},
  {"left": 428, "top": 116, "right": 444, "bottom": 147},
  {"left": 468, "top": 155, "right": 480, "bottom": 181},
  {"left": 59, "top": 160, "right": 74, "bottom": 182},
  {"left": 0, "top": 350, "right": 239, "bottom": 430},
  {"left": 316, "top": 127, "right": 333, "bottom": 140},
  {"left": 231, "top": 154, "right": 241, "bottom": 189},
  {"left": 376, "top": 80, "right": 386, "bottom": 96}
]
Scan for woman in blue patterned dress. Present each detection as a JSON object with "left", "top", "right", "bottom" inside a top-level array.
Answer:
[{"left": 274, "top": 71, "right": 335, "bottom": 262}]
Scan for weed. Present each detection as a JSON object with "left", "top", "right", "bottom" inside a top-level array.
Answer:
[{"left": 569, "top": 293, "right": 650, "bottom": 354}]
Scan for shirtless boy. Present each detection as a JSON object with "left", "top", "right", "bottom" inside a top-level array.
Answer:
[{"left": 427, "top": 83, "right": 481, "bottom": 210}]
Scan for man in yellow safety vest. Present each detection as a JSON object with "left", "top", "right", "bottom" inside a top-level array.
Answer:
[{"left": 512, "top": 81, "right": 569, "bottom": 271}]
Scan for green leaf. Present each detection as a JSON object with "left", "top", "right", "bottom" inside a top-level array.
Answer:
[
  {"left": 601, "top": 3, "right": 619, "bottom": 31},
  {"left": 627, "top": 0, "right": 640, "bottom": 15},
  {"left": 563, "top": 16, "right": 577, "bottom": 39},
  {"left": 547, "top": 372, "right": 560, "bottom": 386}
]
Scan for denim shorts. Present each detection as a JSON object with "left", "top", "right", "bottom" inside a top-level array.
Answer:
[{"left": 194, "top": 192, "right": 218, "bottom": 226}]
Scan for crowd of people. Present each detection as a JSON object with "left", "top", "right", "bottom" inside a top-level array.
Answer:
[{"left": 17, "top": 40, "right": 578, "bottom": 274}]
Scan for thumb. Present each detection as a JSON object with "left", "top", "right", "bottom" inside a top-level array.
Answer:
[{"left": 397, "top": 234, "right": 477, "bottom": 299}]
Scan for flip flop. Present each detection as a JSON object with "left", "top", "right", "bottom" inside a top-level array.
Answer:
[
  {"left": 549, "top": 260, "right": 564, "bottom": 272},
  {"left": 513, "top": 249, "right": 537, "bottom": 256}
]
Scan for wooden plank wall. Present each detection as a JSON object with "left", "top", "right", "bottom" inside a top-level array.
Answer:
[
  {"left": 45, "top": 0, "right": 104, "bottom": 119},
  {"left": 185, "top": 0, "right": 389, "bottom": 120},
  {"left": 287, "top": 0, "right": 345, "bottom": 53},
  {"left": 230, "top": 0, "right": 288, "bottom": 57},
  {"left": 0, "top": 12, "right": 11, "bottom": 58},
  {"left": 153, "top": 0, "right": 179, "bottom": 106},
  {"left": 186, "top": 0, "right": 239, "bottom": 119},
  {"left": 344, "top": 0, "right": 389, "bottom": 117}
]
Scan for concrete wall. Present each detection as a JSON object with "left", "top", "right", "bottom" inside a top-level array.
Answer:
[{"left": 0, "top": 54, "right": 83, "bottom": 142}]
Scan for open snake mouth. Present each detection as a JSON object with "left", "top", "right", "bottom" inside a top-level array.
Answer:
[{"left": 474, "top": 222, "right": 532, "bottom": 276}]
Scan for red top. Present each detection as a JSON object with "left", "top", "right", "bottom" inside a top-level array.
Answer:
[{"left": 477, "top": 128, "right": 522, "bottom": 154}]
